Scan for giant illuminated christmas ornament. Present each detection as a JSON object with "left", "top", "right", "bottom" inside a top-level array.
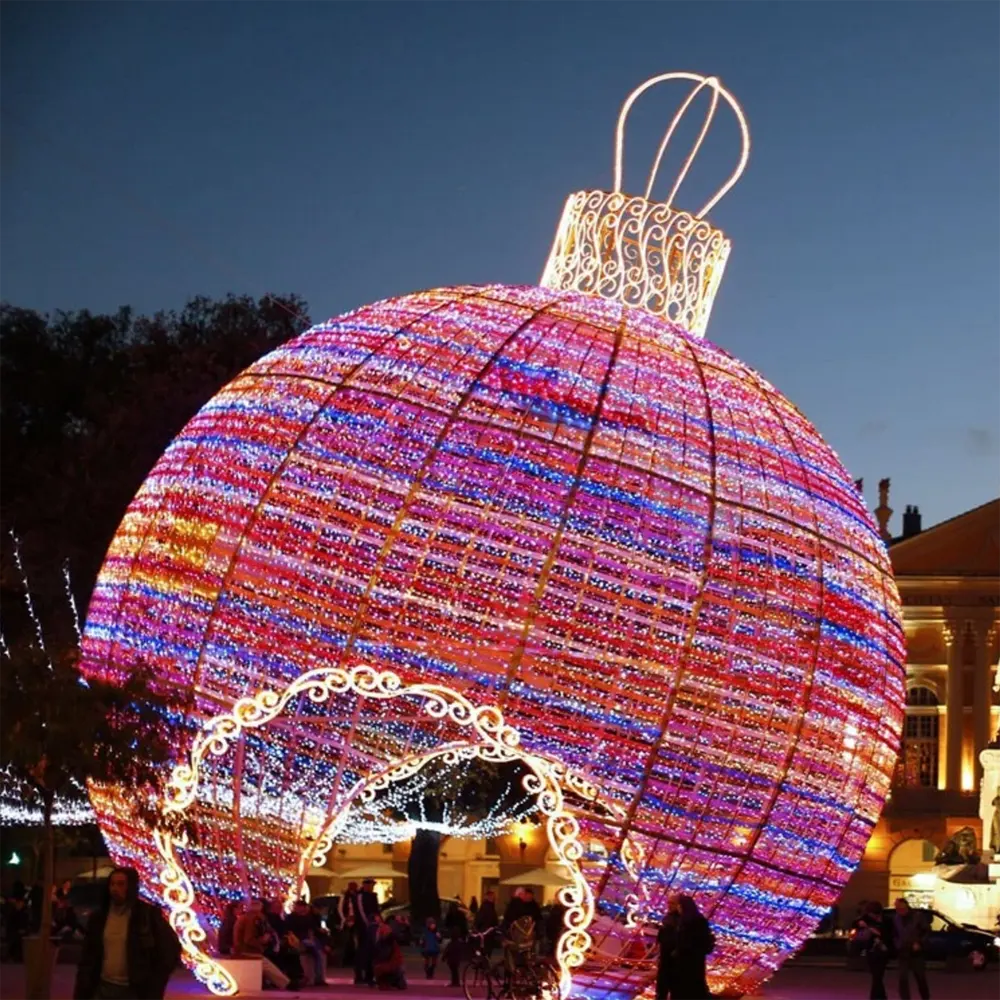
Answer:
[{"left": 81, "top": 73, "right": 905, "bottom": 998}]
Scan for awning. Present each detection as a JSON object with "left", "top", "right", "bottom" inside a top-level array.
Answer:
[
  {"left": 335, "top": 863, "right": 408, "bottom": 880},
  {"left": 500, "top": 866, "right": 572, "bottom": 887}
]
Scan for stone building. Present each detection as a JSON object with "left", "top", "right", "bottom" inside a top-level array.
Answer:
[
  {"left": 305, "top": 821, "right": 558, "bottom": 908},
  {"left": 841, "top": 490, "right": 1000, "bottom": 916}
]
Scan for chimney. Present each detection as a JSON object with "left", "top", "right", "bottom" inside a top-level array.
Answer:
[
  {"left": 902, "top": 505, "right": 922, "bottom": 539},
  {"left": 874, "top": 478, "right": 893, "bottom": 542}
]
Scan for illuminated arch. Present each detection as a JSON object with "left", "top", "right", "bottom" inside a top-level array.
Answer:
[{"left": 152, "top": 665, "right": 654, "bottom": 997}]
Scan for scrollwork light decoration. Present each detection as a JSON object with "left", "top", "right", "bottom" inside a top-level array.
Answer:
[
  {"left": 82, "top": 70, "right": 905, "bottom": 1000},
  {"left": 152, "top": 668, "right": 604, "bottom": 997},
  {"left": 542, "top": 72, "right": 749, "bottom": 335}
]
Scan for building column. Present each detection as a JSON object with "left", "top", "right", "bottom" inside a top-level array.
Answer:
[
  {"left": 973, "top": 624, "right": 993, "bottom": 783},
  {"left": 944, "top": 622, "right": 963, "bottom": 792}
]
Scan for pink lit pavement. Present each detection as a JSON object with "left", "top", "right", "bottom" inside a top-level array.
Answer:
[{"left": 1, "top": 959, "right": 997, "bottom": 1000}]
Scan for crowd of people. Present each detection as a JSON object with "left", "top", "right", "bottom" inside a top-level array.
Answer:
[
  {"left": 1, "top": 877, "right": 87, "bottom": 962},
  {"left": 208, "top": 878, "right": 566, "bottom": 993},
  {"left": 0, "top": 864, "right": 957, "bottom": 1000},
  {"left": 851, "top": 897, "right": 932, "bottom": 1000},
  {"left": 654, "top": 894, "right": 715, "bottom": 1000}
]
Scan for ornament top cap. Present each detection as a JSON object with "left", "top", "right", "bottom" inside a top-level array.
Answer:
[{"left": 540, "top": 72, "right": 751, "bottom": 338}]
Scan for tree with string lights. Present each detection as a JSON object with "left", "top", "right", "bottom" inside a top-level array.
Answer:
[
  {"left": 338, "top": 754, "right": 538, "bottom": 925},
  {"left": 0, "top": 554, "right": 181, "bottom": 1000}
]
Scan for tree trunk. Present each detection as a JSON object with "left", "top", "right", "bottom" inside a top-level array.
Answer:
[
  {"left": 28, "top": 790, "right": 55, "bottom": 1000},
  {"left": 408, "top": 829, "right": 441, "bottom": 926}
]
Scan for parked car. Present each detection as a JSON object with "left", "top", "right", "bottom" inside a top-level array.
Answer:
[{"left": 847, "top": 907, "right": 998, "bottom": 971}]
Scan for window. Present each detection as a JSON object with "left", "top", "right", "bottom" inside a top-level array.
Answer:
[
  {"left": 906, "top": 686, "right": 939, "bottom": 708},
  {"left": 901, "top": 685, "right": 939, "bottom": 788}
]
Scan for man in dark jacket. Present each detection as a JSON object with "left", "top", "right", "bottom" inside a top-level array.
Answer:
[
  {"left": 474, "top": 889, "right": 498, "bottom": 932},
  {"left": 354, "top": 877, "right": 382, "bottom": 986},
  {"left": 73, "top": 867, "right": 181, "bottom": 1000},
  {"left": 893, "top": 898, "right": 930, "bottom": 1000}
]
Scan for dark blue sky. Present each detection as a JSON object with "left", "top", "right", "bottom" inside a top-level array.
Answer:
[{"left": 3, "top": 1, "right": 997, "bottom": 530}]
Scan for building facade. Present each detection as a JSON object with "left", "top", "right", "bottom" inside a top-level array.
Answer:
[{"left": 841, "top": 495, "right": 1000, "bottom": 915}]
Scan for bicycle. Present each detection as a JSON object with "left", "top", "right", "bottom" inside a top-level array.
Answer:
[
  {"left": 505, "top": 951, "right": 559, "bottom": 1000},
  {"left": 463, "top": 926, "right": 560, "bottom": 1000},
  {"left": 462, "top": 929, "right": 501, "bottom": 1000}
]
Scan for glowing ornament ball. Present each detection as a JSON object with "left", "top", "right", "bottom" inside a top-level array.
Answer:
[{"left": 81, "top": 74, "right": 905, "bottom": 998}]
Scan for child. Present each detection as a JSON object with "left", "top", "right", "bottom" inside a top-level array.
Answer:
[{"left": 422, "top": 917, "right": 442, "bottom": 978}]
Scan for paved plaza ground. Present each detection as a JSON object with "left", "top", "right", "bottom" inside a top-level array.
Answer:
[{"left": 2, "top": 955, "right": 997, "bottom": 1000}]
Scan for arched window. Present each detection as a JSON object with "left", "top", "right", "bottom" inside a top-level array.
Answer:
[
  {"left": 906, "top": 686, "right": 939, "bottom": 707},
  {"left": 902, "top": 685, "right": 940, "bottom": 788}
]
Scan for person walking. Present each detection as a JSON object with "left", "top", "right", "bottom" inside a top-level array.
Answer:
[
  {"left": 852, "top": 900, "right": 889, "bottom": 1000},
  {"left": 893, "top": 898, "right": 930, "bottom": 1000},
  {"left": 73, "top": 867, "right": 181, "bottom": 1000}
]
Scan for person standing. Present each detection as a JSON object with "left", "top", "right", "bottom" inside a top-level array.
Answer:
[
  {"left": 421, "top": 917, "right": 442, "bottom": 977},
  {"left": 355, "top": 877, "right": 381, "bottom": 986},
  {"left": 73, "top": 867, "right": 180, "bottom": 1000},
  {"left": 893, "top": 898, "right": 930, "bottom": 1000},
  {"left": 669, "top": 895, "right": 714, "bottom": 1000},
  {"left": 656, "top": 900, "right": 681, "bottom": 1000},
  {"left": 444, "top": 899, "right": 468, "bottom": 941},
  {"left": 474, "top": 889, "right": 499, "bottom": 956},
  {"left": 852, "top": 900, "right": 890, "bottom": 1000},
  {"left": 475, "top": 890, "right": 498, "bottom": 932}
]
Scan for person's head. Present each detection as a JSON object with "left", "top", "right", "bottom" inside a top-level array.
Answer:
[
  {"left": 676, "top": 894, "right": 701, "bottom": 922},
  {"left": 514, "top": 887, "right": 527, "bottom": 901},
  {"left": 894, "top": 898, "right": 910, "bottom": 916},
  {"left": 347, "top": 881, "right": 359, "bottom": 894},
  {"left": 377, "top": 921, "right": 393, "bottom": 939},
  {"left": 523, "top": 888, "right": 535, "bottom": 902},
  {"left": 865, "top": 900, "right": 882, "bottom": 918},
  {"left": 248, "top": 898, "right": 264, "bottom": 914},
  {"left": 267, "top": 899, "right": 283, "bottom": 914},
  {"left": 485, "top": 890, "right": 495, "bottom": 902},
  {"left": 107, "top": 867, "right": 137, "bottom": 908},
  {"left": 667, "top": 895, "right": 682, "bottom": 915},
  {"left": 61, "top": 880, "right": 71, "bottom": 893},
  {"left": 294, "top": 899, "right": 309, "bottom": 915},
  {"left": 362, "top": 878, "right": 376, "bottom": 892}
]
